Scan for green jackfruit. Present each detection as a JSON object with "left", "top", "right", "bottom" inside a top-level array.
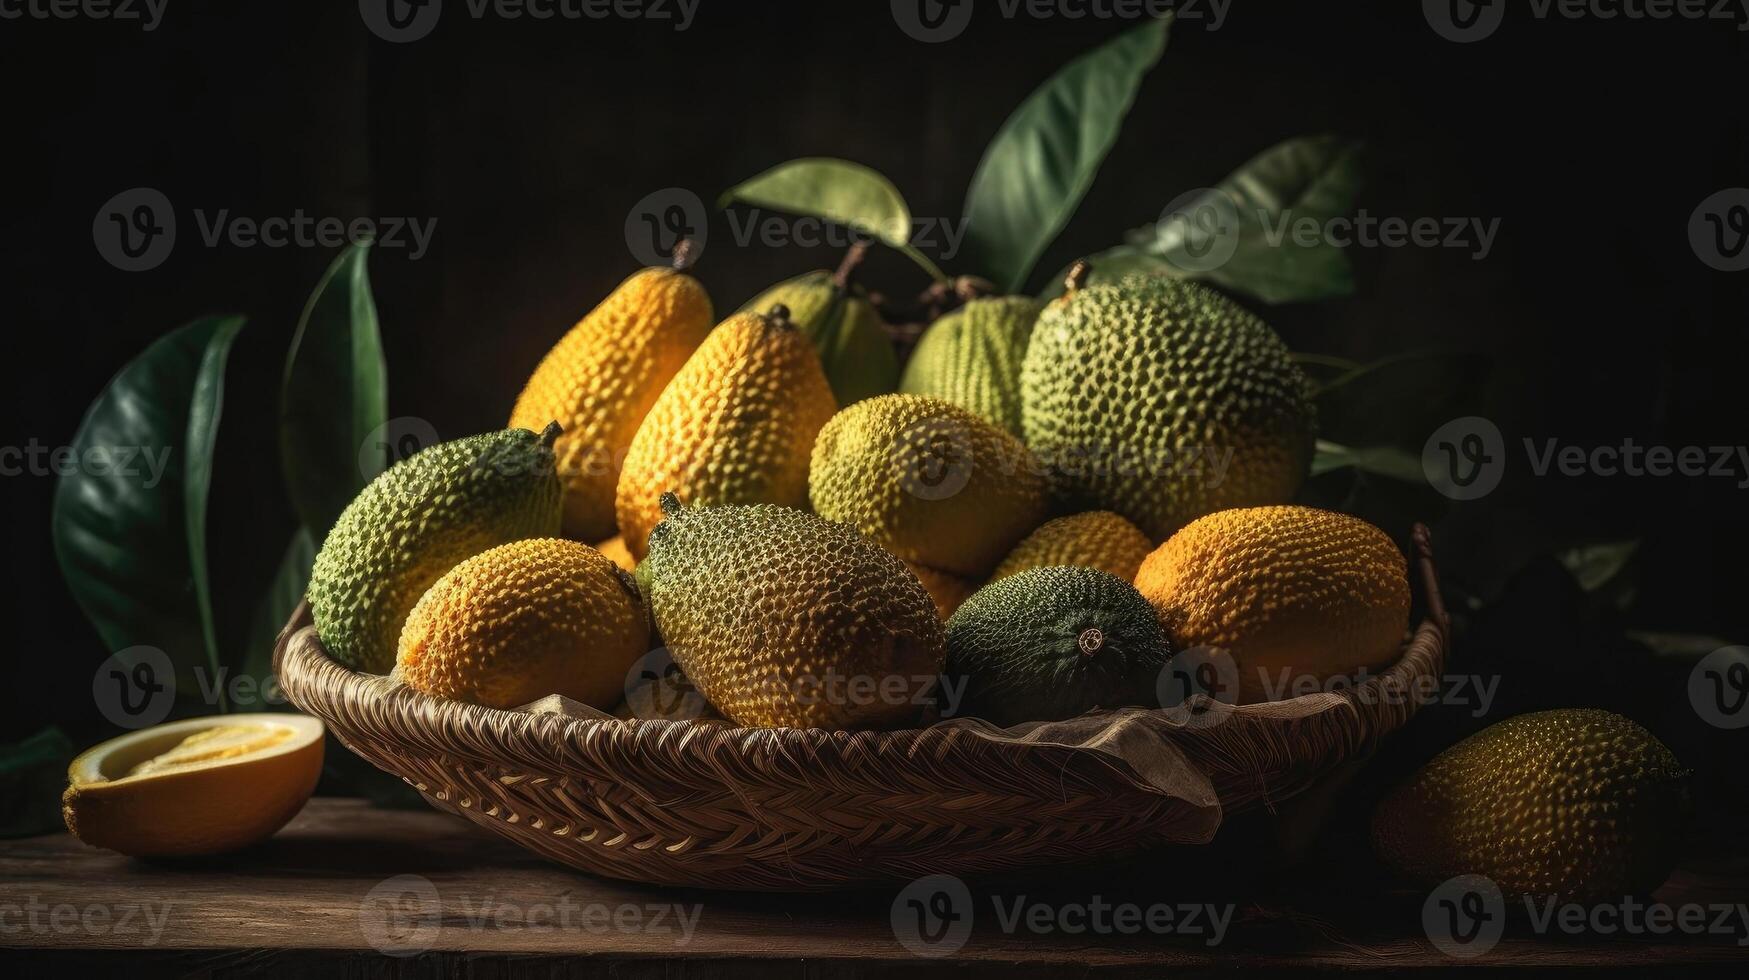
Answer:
[
  {"left": 943, "top": 566, "right": 1171, "bottom": 728},
  {"left": 1021, "top": 271, "right": 1316, "bottom": 540},
  {"left": 644, "top": 494, "right": 944, "bottom": 730},
  {"left": 308, "top": 425, "right": 563, "bottom": 673},
  {"left": 1373, "top": 709, "right": 1690, "bottom": 904},
  {"left": 739, "top": 270, "right": 898, "bottom": 407},
  {"left": 900, "top": 296, "right": 1040, "bottom": 436}
]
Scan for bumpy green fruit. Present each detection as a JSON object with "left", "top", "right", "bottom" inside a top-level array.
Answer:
[
  {"left": 308, "top": 425, "right": 563, "bottom": 673},
  {"left": 1021, "top": 274, "right": 1316, "bottom": 540},
  {"left": 943, "top": 566, "right": 1171, "bottom": 728},
  {"left": 901, "top": 296, "right": 1039, "bottom": 436},
  {"left": 739, "top": 271, "right": 898, "bottom": 407}
]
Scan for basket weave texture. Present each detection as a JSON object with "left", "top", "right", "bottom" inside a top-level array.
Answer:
[{"left": 275, "top": 526, "right": 1450, "bottom": 891}]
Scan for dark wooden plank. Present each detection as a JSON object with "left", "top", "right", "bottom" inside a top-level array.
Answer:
[{"left": 1, "top": 798, "right": 1744, "bottom": 975}]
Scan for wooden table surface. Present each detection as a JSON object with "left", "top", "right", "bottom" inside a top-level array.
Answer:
[{"left": 2, "top": 797, "right": 1744, "bottom": 977}]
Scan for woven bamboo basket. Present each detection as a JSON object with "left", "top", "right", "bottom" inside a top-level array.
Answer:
[{"left": 275, "top": 525, "right": 1450, "bottom": 891}]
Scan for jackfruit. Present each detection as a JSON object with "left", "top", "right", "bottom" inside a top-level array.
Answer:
[
  {"left": 739, "top": 267, "right": 898, "bottom": 407},
  {"left": 1134, "top": 505, "right": 1408, "bottom": 704},
  {"left": 644, "top": 494, "right": 944, "bottom": 730},
  {"left": 396, "top": 538, "right": 648, "bottom": 710},
  {"left": 904, "top": 560, "right": 977, "bottom": 621},
  {"left": 309, "top": 425, "right": 563, "bottom": 673},
  {"left": 943, "top": 566, "right": 1170, "bottom": 728},
  {"left": 594, "top": 534, "right": 637, "bottom": 574},
  {"left": 993, "top": 511, "right": 1153, "bottom": 582},
  {"left": 900, "top": 296, "right": 1039, "bottom": 436},
  {"left": 809, "top": 393, "right": 1046, "bottom": 577},
  {"left": 1021, "top": 271, "right": 1316, "bottom": 540},
  {"left": 1373, "top": 709, "right": 1690, "bottom": 904},
  {"left": 511, "top": 253, "right": 713, "bottom": 539},
  {"left": 615, "top": 305, "right": 836, "bottom": 560}
]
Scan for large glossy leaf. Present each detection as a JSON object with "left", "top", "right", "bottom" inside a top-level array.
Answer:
[
  {"left": 281, "top": 244, "right": 387, "bottom": 537},
  {"left": 1310, "top": 440, "right": 1423, "bottom": 482},
  {"left": 1315, "top": 350, "right": 1491, "bottom": 451},
  {"left": 1130, "top": 134, "right": 1364, "bottom": 304},
  {"left": 720, "top": 158, "right": 945, "bottom": 281},
  {"left": 53, "top": 315, "right": 247, "bottom": 706},
  {"left": 241, "top": 526, "right": 317, "bottom": 704},
  {"left": 961, "top": 16, "right": 1172, "bottom": 292}
]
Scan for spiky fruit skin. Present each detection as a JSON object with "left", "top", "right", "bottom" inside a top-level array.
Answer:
[
  {"left": 645, "top": 499, "right": 944, "bottom": 730},
  {"left": 740, "top": 271, "right": 898, "bottom": 407},
  {"left": 396, "top": 539, "right": 647, "bottom": 710},
  {"left": 1021, "top": 276, "right": 1316, "bottom": 540},
  {"left": 1373, "top": 710, "right": 1690, "bottom": 904},
  {"left": 993, "top": 511, "right": 1153, "bottom": 583},
  {"left": 511, "top": 266, "right": 713, "bottom": 540},
  {"left": 904, "top": 560, "right": 977, "bottom": 621},
  {"left": 309, "top": 428, "right": 562, "bottom": 674},
  {"left": 900, "top": 296, "right": 1040, "bottom": 436},
  {"left": 944, "top": 566, "right": 1170, "bottom": 728},
  {"left": 809, "top": 394, "right": 1047, "bottom": 577},
  {"left": 615, "top": 311, "right": 837, "bottom": 560},
  {"left": 1134, "top": 505, "right": 1408, "bottom": 704},
  {"left": 594, "top": 535, "right": 637, "bottom": 574}
]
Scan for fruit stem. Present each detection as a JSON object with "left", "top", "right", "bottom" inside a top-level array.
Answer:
[
  {"left": 1064, "top": 259, "right": 1092, "bottom": 296},
  {"left": 1077, "top": 627, "right": 1105, "bottom": 657},
  {"left": 831, "top": 241, "right": 869, "bottom": 292},
  {"left": 670, "top": 238, "right": 698, "bottom": 272},
  {"left": 539, "top": 421, "right": 563, "bottom": 448},
  {"left": 659, "top": 491, "right": 683, "bottom": 517}
]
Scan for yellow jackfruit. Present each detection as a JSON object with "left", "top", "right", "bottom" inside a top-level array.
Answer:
[
  {"left": 644, "top": 494, "right": 944, "bottom": 730},
  {"left": 396, "top": 538, "right": 648, "bottom": 710},
  {"left": 510, "top": 256, "right": 713, "bottom": 540},
  {"left": 594, "top": 535, "right": 637, "bottom": 574},
  {"left": 904, "top": 560, "right": 978, "bottom": 621},
  {"left": 1134, "top": 505, "right": 1408, "bottom": 703},
  {"left": 1373, "top": 709, "right": 1690, "bottom": 904},
  {"left": 739, "top": 265, "right": 898, "bottom": 407},
  {"left": 615, "top": 305, "right": 836, "bottom": 560},
  {"left": 993, "top": 511, "right": 1154, "bottom": 582},
  {"left": 809, "top": 393, "right": 1046, "bottom": 577}
]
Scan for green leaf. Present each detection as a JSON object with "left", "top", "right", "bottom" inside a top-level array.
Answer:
[
  {"left": 1314, "top": 350, "right": 1491, "bottom": 452},
  {"left": 1130, "top": 134, "right": 1364, "bottom": 304},
  {"left": 720, "top": 158, "right": 945, "bottom": 281},
  {"left": 962, "top": 16, "right": 1172, "bottom": 292},
  {"left": 281, "top": 244, "right": 387, "bottom": 537},
  {"left": 241, "top": 526, "right": 318, "bottom": 706},
  {"left": 1559, "top": 540, "right": 1640, "bottom": 593},
  {"left": 53, "top": 315, "right": 246, "bottom": 708},
  {"left": 1310, "top": 440, "right": 1424, "bottom": 482},
  {"left": 0, "top": 727, "right": 75, "bottom": 838}
]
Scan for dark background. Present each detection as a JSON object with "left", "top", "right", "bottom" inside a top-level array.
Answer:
[{"left": 2, "top": 0, "right": 1744, "bottom": 840}]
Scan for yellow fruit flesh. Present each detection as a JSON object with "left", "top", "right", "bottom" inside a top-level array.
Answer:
[
  {"left": 63, "top": 714, "right": 324, "bottom": 857},
  {"left": 1135, "top": 505, "right": 1408, "bottom": 703},
  {"left": 993, "top": 511, "right": 1154, "bottom": 582},
  {"left": 511, "top": 267, "right": 714, "bottom": 540},
  {"left": 615, "top": 310, "right": 836, "bottom": 560},
  {"left": 397, "top": 538, "right": 649, "bottom": 710}
]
